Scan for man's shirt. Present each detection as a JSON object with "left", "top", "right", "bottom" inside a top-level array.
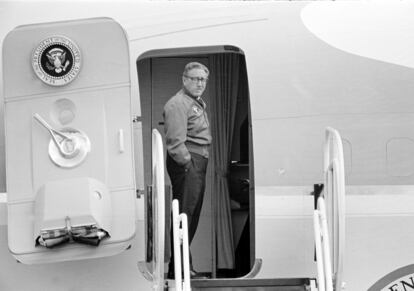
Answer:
[{"left": 163, "top": 89, "right": 212, "bottom": 166}]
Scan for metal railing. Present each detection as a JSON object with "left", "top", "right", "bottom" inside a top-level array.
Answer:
[
  {"left": 149, "top": 129, "right": 191, "bottom": 291},
  {"left": 314, "top": 127, "right": 346, "bottom": 291},
  {"left": 172, "top": 199, "right": 191, "bottom": 291},
  {"left": 314, "top": 196, "right": 333, "bottom": 291},
  {"left": 152, "top": 129, "right": 165, "bottom": 291}
]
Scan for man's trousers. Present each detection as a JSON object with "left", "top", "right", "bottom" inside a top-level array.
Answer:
[{"left": 166, "top": 151, "right": 208, "bottom": 273}]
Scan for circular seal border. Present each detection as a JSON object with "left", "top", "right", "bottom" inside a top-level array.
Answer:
[
  {"left": 32, "top": 35, "right": 82, "bottom": 87},
  {"left": 368, "top": 264, "right": 414, "bottom": 291}
]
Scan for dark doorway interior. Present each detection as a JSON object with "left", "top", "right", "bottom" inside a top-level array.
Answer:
[{"left": 136, "top": 46, "right": 254, "bottom": 278}]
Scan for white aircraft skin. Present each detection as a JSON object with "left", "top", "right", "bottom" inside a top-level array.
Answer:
[{"left": 1, "top": 2, "right": 414, "bottom": 290}]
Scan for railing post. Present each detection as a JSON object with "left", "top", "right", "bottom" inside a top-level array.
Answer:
[
  {"left": 150, "top": 129, "right": 166, "bottom": 291},
  {"left": 172, "top": 200, "right": 183, "bottom": 291},
  {"left": 171, "top": 199, "right": 192, "bottom": 291},
  {"left": 319, "top": 127, "right": 346, "bottom": 291},
  {"left": 319, "top": 198, "right": 334, "bottom": 291},
  {"left": 181, "top": 214, "right": 191, "bottom": 291},
  {"left": 313, "top": 209, "right": 325, "bottom": 291}
]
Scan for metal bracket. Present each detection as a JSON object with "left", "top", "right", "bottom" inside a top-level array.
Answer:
[{"left": 136, "top": 188, "right": 146, "bottom": 199}]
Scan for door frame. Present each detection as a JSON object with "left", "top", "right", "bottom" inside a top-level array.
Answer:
[{"left": 136, "top": 45, "right": 255, "bottom": 278}]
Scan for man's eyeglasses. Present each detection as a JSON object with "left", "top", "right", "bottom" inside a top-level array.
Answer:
[{"left": 184, "top": 75, "right": 209, "bottom": 83}]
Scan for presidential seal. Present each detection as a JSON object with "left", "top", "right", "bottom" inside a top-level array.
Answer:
[{"left": 32, "top": 35, "right": 81, "bottom": 86}]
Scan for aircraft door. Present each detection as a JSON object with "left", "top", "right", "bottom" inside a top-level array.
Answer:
[
  {"left": 138, "top": 49, "right": 253, "bottom": 278},
  {"left": 138, "top": 56, "right": 213, "bottom": 273},
  {"left": 151, "top": 57, "right": 213, "bottom": 273},
  {"left": 3, "top": 18, "right": 136, "bottom": 264}
]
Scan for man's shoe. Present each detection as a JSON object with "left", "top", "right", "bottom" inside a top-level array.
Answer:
[
  {"left": 190, "top": 270, "right": 208, "bottom": 279},
  {"left": 167, "top": 269, "right": 175, "bottom": 280},
  {"left": 167, "top": 269, "right": 208, "bottom": 280}
]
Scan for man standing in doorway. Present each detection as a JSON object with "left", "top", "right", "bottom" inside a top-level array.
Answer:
[{"left": 163, "top": 62, "right": 212, "bottom": 279}]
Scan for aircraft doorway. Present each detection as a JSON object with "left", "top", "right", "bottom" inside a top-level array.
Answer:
[{"left": 137, "top": 46, "right": 254, "bottom": 278}]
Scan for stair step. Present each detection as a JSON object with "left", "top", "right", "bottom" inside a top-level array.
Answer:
[{"left": 189, "top": 278, "right": 311, "bottom": 291}]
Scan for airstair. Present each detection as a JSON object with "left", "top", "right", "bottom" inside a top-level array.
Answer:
[{"left": 140, "top": 128, "right": 346, "bottom": 291}]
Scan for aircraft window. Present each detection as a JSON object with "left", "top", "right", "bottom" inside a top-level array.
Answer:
[{"left": 386, "top": 138, "right": 414, "bottom": 177}]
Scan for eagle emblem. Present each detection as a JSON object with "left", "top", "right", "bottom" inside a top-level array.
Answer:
[
  {"left": 32, "top": 35, "right": 82, "bottom": 86},
  {"left": 45, "top": 48, "right": 70, "bottom": 74}
]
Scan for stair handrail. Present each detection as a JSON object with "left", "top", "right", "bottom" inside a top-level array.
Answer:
[
  {"left": 322, "top": 127, "right": 346, "bottom": 291},
  {"left": 172, "top": 199, "right": 192, "bottom": 291},
  {"left": 314, "top": 196, "right": 334, "bottom": 291},
  {"left": 152, "top": 129, "right": 165, "bottom": 291}
]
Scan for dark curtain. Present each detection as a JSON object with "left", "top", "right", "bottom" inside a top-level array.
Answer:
[{"left": 210, "top": 53, "right": 241, "bottom": 269}]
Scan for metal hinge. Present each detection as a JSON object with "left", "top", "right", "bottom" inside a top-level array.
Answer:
[{"left": 136, "top": 188, "right": 146, "bottom": 199}]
